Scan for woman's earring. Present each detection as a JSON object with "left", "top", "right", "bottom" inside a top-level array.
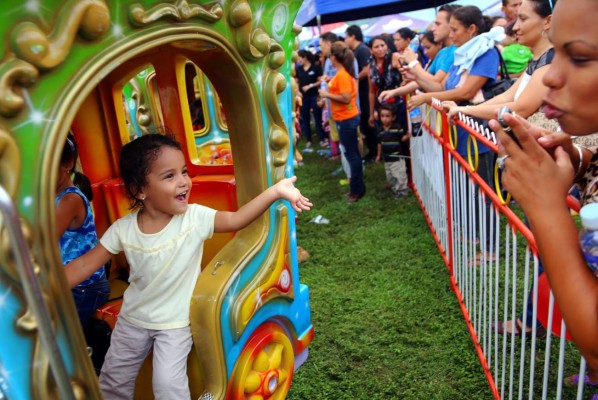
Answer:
[{"left": 140, "top": 195, "right": 146, "bottom": 201}]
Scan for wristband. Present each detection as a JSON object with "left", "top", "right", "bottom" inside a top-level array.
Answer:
[{"left": 407, "top": 60, "right": 419, "bottom": 69}]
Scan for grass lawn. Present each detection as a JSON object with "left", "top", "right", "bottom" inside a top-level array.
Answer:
[{"left": 287, "top": 147, "right": 494, "bottom": 400}]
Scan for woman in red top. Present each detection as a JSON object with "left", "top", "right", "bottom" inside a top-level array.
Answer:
[{"left": 319, "top": 42, "right": 365, "bottom": 203}]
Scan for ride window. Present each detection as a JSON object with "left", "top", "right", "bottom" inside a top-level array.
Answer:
[
  {"left": 183, "top": 61, "right": 232, "bottom": 166},
  {"left": 119, "top": 64, "right": 164, "bottom": 143}
]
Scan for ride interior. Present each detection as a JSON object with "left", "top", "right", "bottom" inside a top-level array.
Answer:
[{"left": 0, "top": 0, "right": 313, "bottom": 399}]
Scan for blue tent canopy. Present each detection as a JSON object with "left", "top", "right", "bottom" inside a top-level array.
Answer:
[{"left": 296, "top": 0, "right": 457, "bottom": 26}]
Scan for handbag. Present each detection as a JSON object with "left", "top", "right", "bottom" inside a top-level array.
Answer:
[{"left": 481, "top": 47, "right": 515, "bottom": 101}]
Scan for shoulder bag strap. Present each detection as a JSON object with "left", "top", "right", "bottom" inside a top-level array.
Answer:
[{"left": 494, "top": 46, "right": 511, "bottom": 81}]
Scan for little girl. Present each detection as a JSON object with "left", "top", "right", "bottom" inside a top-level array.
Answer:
[
  {"left": 56, "top": 133, "right": 110, "bottom": 330},
  {"left": 63, "top": 133, "right": 312, "bottom": 399}
]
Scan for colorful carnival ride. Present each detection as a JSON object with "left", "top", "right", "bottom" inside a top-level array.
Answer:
[{"left": 0, "top": 0, "right": 312, "bottom": 399}]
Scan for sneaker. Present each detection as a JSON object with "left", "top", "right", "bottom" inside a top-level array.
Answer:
[
  {"left": 305, "top": 141, "right": 312, "bottom": 148},
  {"left": 319, "top": 140, "right": 329, "bottom": 147}
]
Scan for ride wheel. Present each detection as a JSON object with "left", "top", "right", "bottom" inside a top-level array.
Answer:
[{"left": 226, "top": 322, "right": 294, "bottom": 400}]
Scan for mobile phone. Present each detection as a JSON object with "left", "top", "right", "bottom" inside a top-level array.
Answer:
[{"left": 497, "top": 106, "right": 521, "bottom": 147}]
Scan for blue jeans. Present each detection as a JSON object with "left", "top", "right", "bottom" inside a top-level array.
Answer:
[
  {"left": 337, "top": 115, "right": 365, "bottom": 196},
  {"left": 300, "top": 94, "right": 326, "bottom": 143},
  {"left": 72, "top": 276, "right": 110, "bottom": 329}
]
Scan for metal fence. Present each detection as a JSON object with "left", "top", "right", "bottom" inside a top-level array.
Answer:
[{"left": 411, "top": 100, "right": 590, "bottom": 400}]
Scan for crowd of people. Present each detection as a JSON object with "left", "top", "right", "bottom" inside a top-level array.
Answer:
[
  {"left": 295, "top": 1, "right": 542, "bottom": 205},
  {"left": 296, "top": 0, "right": 598, "bottom": 392}
]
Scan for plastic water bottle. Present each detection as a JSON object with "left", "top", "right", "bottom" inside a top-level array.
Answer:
[{"left": 579, "top": 203, "right": 598, "bottom": 274}]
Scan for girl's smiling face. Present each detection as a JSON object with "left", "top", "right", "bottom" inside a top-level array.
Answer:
[
  {"left": 138, "top": 146, "right": 192, "bottom": 216},
  {"left": 542, "top": 0, "right": 598, "bottom": 135}
]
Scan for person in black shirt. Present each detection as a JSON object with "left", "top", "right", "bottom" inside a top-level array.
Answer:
[
  {"left": 375, "top": 103, "right": 409, "bottom": 198},
  {"left": 346, "top": 25, "right": 377, "bottom": 162},
  {"left": 296, "top": 50, "right": 326, "bottom": 147}
]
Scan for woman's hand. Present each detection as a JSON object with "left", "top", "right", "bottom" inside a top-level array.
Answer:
[
  {"left": 401, "top": 66, "right": 417, "bottom": 82},
  {"left": 490, "top": 114, "right": 574, "bottom": 215},
  {"left": 408, "top": 94, "right": 429, "bottom": 111},
  {"left": 275, "top": 176, "right": 313, "bottom": 212},
  {"left": 441, "top": 101, "right": 462, "bottom": 124},
  {"left": 378, "top": 90, "right": 395, "bottom": 103},
  {"left": 302, "top": 84, "right": 313, "bottom": 92},
  {"left": 368, "top": 113, "right": 376, "bottom": 127},
  {"left": 402, "top": 47, "right": 417, "bottom": 63}
]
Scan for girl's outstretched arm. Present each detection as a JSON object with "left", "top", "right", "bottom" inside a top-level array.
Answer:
[
  {"left": 63, "top": 244, "right": 113, "bottom": 288},
  {"left": 214, "top": 176, "right": 312, "bottom": 233}
]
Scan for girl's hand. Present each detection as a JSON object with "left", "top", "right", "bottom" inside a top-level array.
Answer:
[
  {"left": 489, "top": 114, "right": 574, "bottom": 215},
  {"left": 408, "top": 94, "right": 428, "bottom": 111},
  {"left": 275, "top": 176, "right": 313, "bottom": 212},
  {"left": 318, "top": 88, "right": 329, "bottom": 99}
]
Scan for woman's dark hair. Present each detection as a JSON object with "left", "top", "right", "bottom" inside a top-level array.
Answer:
[
  {"left": 451, "top": 6, "right": 491, "bottom": 36},
  {"left": 421, "top": 30, "right": 439, "bottom": 45},
  {"left": 119, "top": 133, "right": 182, "bottom": 210},
  {"left": 396, "top": 27, "right": 416, "bottom": 41},
  {"left": 330, "top": 41, "right": 355, "bottom": 77},
  {"left": 61, "top": 132, "right": 93, "bottom": 202},
  {"left": 528, "top": 0, "right": 557, "bottom": 18},
  {"left": 298, "top": 49, "right": 314, "bottom": 63}
]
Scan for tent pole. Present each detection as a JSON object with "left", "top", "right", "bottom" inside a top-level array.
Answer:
[{"left": 317, "top": 14, "right": 322, "bottom": 35}]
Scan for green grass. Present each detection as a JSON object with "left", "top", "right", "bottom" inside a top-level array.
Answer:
[{"left": 287, "top": 147, "right": 494, "bottom": 400}]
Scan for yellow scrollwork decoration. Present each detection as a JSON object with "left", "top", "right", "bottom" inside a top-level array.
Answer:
[
  {"left": 12, "top": 0, "right": 110, "bottom": 70},
  {"left": 0, "top": 126, "right": 21, "bottom": 196},
  {"left": 226, "top": 0, "right": 292, "bottom": 180},
  {"left": 0, "top": 0, "right": 110, "bottom": 118},
  {"left": 129, "top": 0, "right": 223, "bottom": 26},
  {"left": 0, "top": 60, "right": 39, "bottom": 118},
  {"left": 229, "top": 0, "right": 272, "bottom": 62}
]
